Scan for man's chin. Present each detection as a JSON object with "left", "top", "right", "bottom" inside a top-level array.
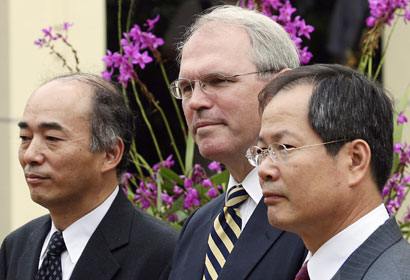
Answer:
[
  {"left": 267, "top": 207, "right": 289, "bottom": 230},
  {"left": 198, "top": 148, "right": 220, "bottom": 162},
  {"left": 197, "top": 143, "right": 226, "bottom": 162},
  {"left": 29, "top": 186, "right": 52, "bottom": 206}
]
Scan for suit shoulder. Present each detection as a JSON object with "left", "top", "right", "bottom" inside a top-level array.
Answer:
[
  {"left": 365, "top": 238, "right": 410, "bottom": 279},
  {"left": 2, "top": 215, "right": 49, "bottom": 243},
  {"left": 131, "top": 206, "right": 179, "bottom": 241}
]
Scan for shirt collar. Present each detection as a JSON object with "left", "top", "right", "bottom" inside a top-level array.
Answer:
[
  {"left": 306, "top": 203, "right": 389, "bottom": 280},
  {"left": 41, "top": 187, "right": 119, "bottom": 264},
  {"left": 227, "top": 168, "right": 262, "bottom": 204}
]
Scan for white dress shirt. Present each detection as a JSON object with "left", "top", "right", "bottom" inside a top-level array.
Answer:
[
  {"left": 227, "top": 168, "right": 262, "bottom": 230},
  {"left": 38, "top": 187, "right": 119, "bottom": 280},
  {"left": 305, "top": 204, "right": 389, "bottom": 280}
]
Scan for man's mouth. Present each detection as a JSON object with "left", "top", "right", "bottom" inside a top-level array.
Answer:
[{"left": 25, "top": 173, "right": 50, "bottom": 184}]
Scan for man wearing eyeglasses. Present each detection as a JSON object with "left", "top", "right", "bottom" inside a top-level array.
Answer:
[
  {"left": 255, "top": 64, "right": 410, "bottom": 279},
  {"left": 168, "top": 5, "right": 307, "bottom": 280}
]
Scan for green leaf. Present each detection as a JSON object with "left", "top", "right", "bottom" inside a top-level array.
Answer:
[
  {"left": 156, "top": 172, "right": 163, "bottom": 209},
  {"left": 158, "top": 166, "right": 185, "bottom": 186},
  {"left": 357, "top": 53, "right": 369, "bottom": 75},
  {"left": 209, "top": 170, "right": 230, "bottom": 187},
  {"left": 185, "top": 132, "right": 195, "bottom": 175},
  {"left": 137, "top": 154, "right": 154, "bottom": 176},
  {"left": 391, "top": 85, "right": 410, "bottom": 175},
  {"left": 175, "top": 209, "right": 188, "bottom": 221},
  {"left": 169, "top": 196, "right": 185, "bottom": 213},
  {"left": 170, "top": 222, "right": 182, "bottom": 231},
  {"left": 161, "top": 178, "right": 176, "bottom": 193}
]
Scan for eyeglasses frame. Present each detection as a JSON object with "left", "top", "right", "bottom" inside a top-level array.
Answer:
[
  {"left": 169, "top": 69, "right": 275, "bottom": 99},
  {"left": 246, "top": 139, "right": 348, "bottom": 167}
]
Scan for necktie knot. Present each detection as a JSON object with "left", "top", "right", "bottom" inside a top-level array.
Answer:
[
  {"left": 225, "top": 185, "right": 249, "bottom": 208},
  {"left": 295, "top": 261, "right": 310, "bottom": 280},
  {"left": 47, "top": 231, "right": 66, "bottom": 256}
]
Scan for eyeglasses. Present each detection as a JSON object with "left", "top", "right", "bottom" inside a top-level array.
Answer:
[
  {"left": 169, "top": 70, "right": 275, "bottom": 99},
  {"left": 246, "top": 139, "right": 347, "bottom": 167}
]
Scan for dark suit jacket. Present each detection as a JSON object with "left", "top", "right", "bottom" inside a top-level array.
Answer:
[
  {"left": 332, "top": 215, "right": 410, "bottom": 279},
  {"left": 0, "top": 190, "right": 179, "bottom": 280},
  {"left": 169, "top": 194, "right": 307, "bottom": 280}
]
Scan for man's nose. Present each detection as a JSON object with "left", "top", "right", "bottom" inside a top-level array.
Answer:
[
  {"left": 258, "top": 157, "right": 280, "bottom": 186},
  {"left": 22, "top": 138, "right": 46, "bottom": 166},
  {"left": 185, "top": 81, "right": 213, "bottom": 111}
]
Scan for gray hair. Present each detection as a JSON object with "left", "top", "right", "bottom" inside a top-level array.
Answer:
[
  {"left": 46, "top": 73, "right": 135, "bottom": 180},
  {"left": 177, "top": 5, "right": 300, "bottom": 80}
]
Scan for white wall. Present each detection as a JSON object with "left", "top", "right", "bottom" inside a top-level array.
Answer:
[
  {"left": 0, "top": 0, "right": 11, "bottom": 242},
  {"left": 383, "top": 19, "right": 410, "bottom": 220},
  {"left": 0, "top": 0, "right": 106, "bottom": 241}
]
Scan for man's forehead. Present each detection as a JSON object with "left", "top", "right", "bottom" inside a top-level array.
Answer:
[
  {"left": 264, "top": 83, "right": 313, "bottom": 110},
  {"left": 21, "top": 80, "right": 92, "bottom": 128},
  {"left": 180, "top": 24, "right": 253, "bottom": 78},
  {"left": 27, "top": 80, "right": 92, "bottom": 112},
  {"left": 32, "top": 79, "right": 90, "bottom": 97},
  {"left": 259, "top": 84, "right": 314, "bottom": 140}
]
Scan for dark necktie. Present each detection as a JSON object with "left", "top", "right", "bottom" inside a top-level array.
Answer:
[
  {"left": 36, "top": 231, "right": 67, "bottom": 280},
  {"left": 295, "top": 261, "right": 310, "bottom": 280},
  {"left": 203, "top": 185, "right": 249, "bottom": 280}
]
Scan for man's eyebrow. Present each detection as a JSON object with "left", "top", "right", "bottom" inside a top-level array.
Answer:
[
  {"left": 258, "top": 130, "right": 295, "bottom": 143},
  {"left": 17, "top": 121, "right": 63, "bottom": 130},
  {"left": 39, "top": 122, "right": 63, "bottom": 130},
  {"left": 18, "top": 121, "right": 28, "bottom": 128}
]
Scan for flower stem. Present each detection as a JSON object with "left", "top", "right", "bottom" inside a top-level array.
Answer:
[
  {"left": 126, "top": 0, "right": 135, "bottom": 33},
  {"left": 159, "top": 62, "right": 188, "bottom": 140},
  {"left": 136, "top": 79, "right": 186, "bottom": 174},
  {"left": 121, "top": 84, "right": 130, "bottom": 107},
  {"left": 130, "top": 141, "right": 144, "bottom": 178},
  {"left": 357, "top": 28, "right": 375, "bottom": 74},
  {"left": 368, "top": 56, "right": 373, "bottom": 78},
  {"left": 117, "top": 0, "right": 123, "bottom": 54},
  {"left": 373, "top": 15, "right": 400, "bottom": 81},
  {"left": 63, "top": 39, "right": 80, "bottom": 72},
  {"left": 131, "top": 80, "right": 164, "bottom": 162},
  {"left": 49, "top": 45, "right": 73, "bottom": 72}
]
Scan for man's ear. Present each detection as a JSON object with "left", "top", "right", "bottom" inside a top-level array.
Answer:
[
  {"left": 272, "top": 68, "right": 291, "bottom": 79},
  {"left": 346, "top": 139, "right": 372, "bottom": 188},
  {"left": 101, "top": 137, "right": 124, "bottom": 174}
]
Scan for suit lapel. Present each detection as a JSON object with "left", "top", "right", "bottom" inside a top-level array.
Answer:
[
  {"left": 332, "top": 216, "right": 403, "bottom": 280},
  {"left": 219, "top": 198, "right": 285, "bottom": 279},
  {"left": 69, "top": 229, "right": 121, "bottom": 279},
  {"left": 16, "top": 216, "right": 51, "bottom": 280},
  {"left": 70, "top": 191, "right": 131, "bottom": 279}
]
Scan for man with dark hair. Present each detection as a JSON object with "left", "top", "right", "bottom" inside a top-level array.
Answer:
[
  {"left": 0, "top": 73, "right": 178, "bottom": 280},
  {"left": 168, "top": 5, "right": 306, "bottom": 280},
  {"left": 250, "top": 64, "right": 410, "bottom": 279}
]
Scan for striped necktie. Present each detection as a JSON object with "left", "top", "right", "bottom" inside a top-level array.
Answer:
[{"left": 203, "top": 185, "right": 249, "bottom": 280}]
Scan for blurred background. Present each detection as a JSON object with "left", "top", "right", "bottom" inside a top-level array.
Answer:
[{"left": 1, "top": 0, "right": 409, "bottom": 241}]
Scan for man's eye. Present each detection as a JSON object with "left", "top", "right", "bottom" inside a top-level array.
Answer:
[
  {"left": 282, "top": 144, "right": 296, "bottom": 150},
  {"left": 19, "top": 136, "right": 31, "bottom": 141},
  {"left": 180, "top": 81, "right": 192, "bottom": 93},
  {"left": 206, "top": 78, "right": 227, "bottom": 87},
  {"left": 46, "top": 136, "right": 59, "bottom": 142}
]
